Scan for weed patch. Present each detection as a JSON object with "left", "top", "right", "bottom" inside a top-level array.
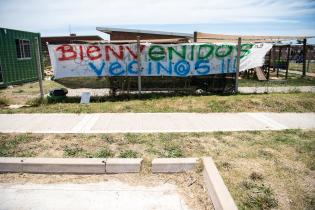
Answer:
[{"left": 119, "top": 150, "right": 139, "bottom": 158}]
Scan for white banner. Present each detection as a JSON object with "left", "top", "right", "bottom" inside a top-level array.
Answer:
[{"left": 48, "top": 43, "right": 272, "bottom": 79}]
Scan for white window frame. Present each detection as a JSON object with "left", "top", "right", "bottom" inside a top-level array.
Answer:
[{"left": 16, "top": 39, "right": 32, "bottom": 60}]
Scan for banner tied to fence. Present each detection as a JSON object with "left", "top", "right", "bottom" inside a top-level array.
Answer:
[{"left": 48, "top": 43, "right": 272, "bottom": 79}]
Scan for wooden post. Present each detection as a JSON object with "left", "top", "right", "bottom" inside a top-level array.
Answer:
[
  {"left": 285, "top": 45, "right": 291, "bottom": 80},
  {"left": 272, "top": 46, "right": 276, "bottom": 72},
  {"left": 235, "top": 37, "right": 241, "bottom": 93},
  {"left": 137, "top": 36, "right": 142, "bottom": 95},
  {"left": 267, "top": 50, "right": 271, "bottom": 80},
  {"left": 34, "top": 37, "right": 44, "bottom": 100},
  {"left": 302, "top": 38, "right": 307, "bottom": 77},
  {"left": 193, "top": 31, "right": 198, "bottom": 42},
  {"left": 277, "top": 46, "right": 281, "bottom": 77}
]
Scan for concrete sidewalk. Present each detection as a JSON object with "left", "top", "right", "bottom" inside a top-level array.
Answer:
[
  {"left": 279, "top": 69, "right": 315, "bottom": 77},
  {"left": 66, "top": 86, "right": 315, "bottom": 96},
  {"left": 0, "top": 113, "right": 314, "bottom": 133},
  {"left": 238, "top": 86, "right": 315, "bottom": 94}
]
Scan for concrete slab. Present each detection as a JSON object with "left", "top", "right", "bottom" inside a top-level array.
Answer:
[
  {"left": 152, "top": 158, "right": 198, "bottom": 173},
  {"left": 0, "top": 181, "right": 190, "bottom": 210},
  {"left": 22, "top": 158, "right": 106, "bottom": 174},
  {"left": 106, "top": 158, "right": 142, "bottom": 173},
  {"left": 0, "top": 113, "right": 314, "bottom": 133}
]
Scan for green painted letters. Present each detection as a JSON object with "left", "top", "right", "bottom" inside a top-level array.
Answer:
[
  {"left": 168, "top": 45, "right": 186, "bottom": 60},
  {"left": 148, "top": 45, "right": 165, "bottom": 61},
  {"left": 198, "top": 44, "right": 214, "bottom": 59}
]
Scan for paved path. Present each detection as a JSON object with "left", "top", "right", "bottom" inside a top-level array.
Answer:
[
  {"left": 279, "top": 69, "right": 315, "bottom": 77},
  {"left": 238, "top": 86, "right": 315, "bottom": 93},
  {"left": 0, "top": 113, "right": 314, "bottom": 133},
  {"left": 66, "top": 86, "right": 315, "bottom": 96},
  {"left": 0, "top": 181, "right": 189, "bottom": 210}
]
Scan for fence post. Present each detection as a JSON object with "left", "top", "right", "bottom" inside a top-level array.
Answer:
[
  {"left": 277, "top": 46, "right": 281, "bottom": 77},
  {"left": 285, "top": 45, "right": 291, "bottom": 80},
  {"left": 272, "top": 46, "right": 276, "bottom": 72},
  {"left": 267, "top": 50, "right": 271, "bottom": 80},
  {"left": 235, "top": 37, "right": 241, "bottom": 93},
  {"left": 137, "top": 36, "right": 142, "bottom": 95},
  {"left": 193, "top": 31, "right": 197, "bottom": 42},
  {"left": 302, "top": 38, "right": 307, "bottom": 77},
  {"left": 34, "top": 36, "right": 44, "bottom": 101}
]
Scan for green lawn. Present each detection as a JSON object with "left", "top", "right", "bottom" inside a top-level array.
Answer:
[
  {"left": 239, "top": 74, "right": 315, "bottom": 87},
  {"left": 289, "top": 62, "right": 315, "bottom": 73},
  {"left": 0, "top": 130, "right": 314, "bottom": 209},
  {"left": 1, "top": 92, "right": 315, "bottom": 113}
]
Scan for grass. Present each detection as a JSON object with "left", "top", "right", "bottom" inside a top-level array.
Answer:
[
  {"left": 239, "top": 74, "right": 315, "bottom": 87},
  {"left": 0, "top": 80, "right": 64, "bottom": 104},
  {"left": 0, "top": 97, "right": 10, "bottom": 107},
  {"left": 0, "top": 130, "right": 314, "bottom": 209},
  {"left": 0, "top": 76, "right": 314, "bottom": 113},
  {"left": 119, "top": 150, "right": 139, "bottom": 158},
  {"left": 0, "top": 92, "right": 314, "bottom": 113},
  {"left": 288, "top": 62, "right": 315, "bottom": 73}
]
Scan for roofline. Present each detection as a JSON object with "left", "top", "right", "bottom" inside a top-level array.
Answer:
[
  {"left": 41, "top": 35, "right": 103, "bottom": 39},
  {"left": 0, "top": 27, "right": 40, "bottom": 35},
  {"left": 96, "top": 27, "right": 193, "bottom": 38}
]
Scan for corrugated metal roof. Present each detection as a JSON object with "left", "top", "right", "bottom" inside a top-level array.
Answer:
[{"left": 96, "top": 27, "right": 193, "bottom": 38}]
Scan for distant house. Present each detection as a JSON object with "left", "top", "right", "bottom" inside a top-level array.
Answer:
[
  {"left": 96, "top": 27, "right": 193, "bottom": 44},
  {"left": 41, "top": 34, "right": 104, "bottom": 45},
  {"left": 0, "top": 27, "right": 42, "bottom": 87},
  {"left": 41, "top": 34, "right": 104, "bottom": 67}
]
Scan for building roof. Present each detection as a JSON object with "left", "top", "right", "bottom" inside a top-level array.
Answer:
[
  {"left": 41, "top": 35, "right": 104, "bottom": 44},
  {"left": 195, "top": 32, "right": 315, "bottom": 43},
  {"left": 96, "top": 27, "right": 193, "bottom": 38},
  {"left": 105, "top": 38, "right": 190, "bottom": 44}
]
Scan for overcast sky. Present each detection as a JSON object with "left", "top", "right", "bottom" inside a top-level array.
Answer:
[{"left": 0, "top": 0, "right": 314, "bottom": 40}]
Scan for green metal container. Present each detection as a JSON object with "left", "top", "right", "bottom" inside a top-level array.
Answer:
[{"left": 0, "top": 27, "right": 43, "bottom": 87}]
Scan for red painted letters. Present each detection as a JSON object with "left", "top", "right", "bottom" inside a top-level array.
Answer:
[
  {"left": 56, "top": 45, "right": 77, "bottom": 61},
  {"left": 87, "top": 45, "right": 102, "bottom": 60}
]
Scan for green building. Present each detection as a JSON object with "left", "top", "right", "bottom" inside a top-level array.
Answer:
[{"left": 0, "top": 27, "right": 42, "bottom": 87}]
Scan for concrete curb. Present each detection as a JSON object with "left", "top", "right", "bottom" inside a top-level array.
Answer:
[
  {"left": 0, "top": 157, "right": 142, "bottom": 174},
  {"left": 0, "top": 157, "right": 23, "bottom": 173},
  {"left": 22, "top": 158, "right": 106, "bottom": 174},
  {"left": 202, "top": 157, "right": 238, "bottom": 210},
  {"left": 106, "top": 158, "right": 142, "bottom": 173},
  {"left": 152, "top": 158, "right": 198, "bottom": 173},
  {"left": 0, "top": 157, "right": 238, "bottom": 210}
]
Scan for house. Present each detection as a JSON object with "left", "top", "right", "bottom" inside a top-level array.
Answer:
[
  {"left": 0, "top": 27, "right": 42, "bottom": 87},
  {"left": 41, "top": 34, "right": 105, "bottom": 68},
  {"left": 96, "top": 27, "right": 193, "bottom": 43},
  {"left": 41, "top": 34, "right": 104, "bottom": 45}
]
